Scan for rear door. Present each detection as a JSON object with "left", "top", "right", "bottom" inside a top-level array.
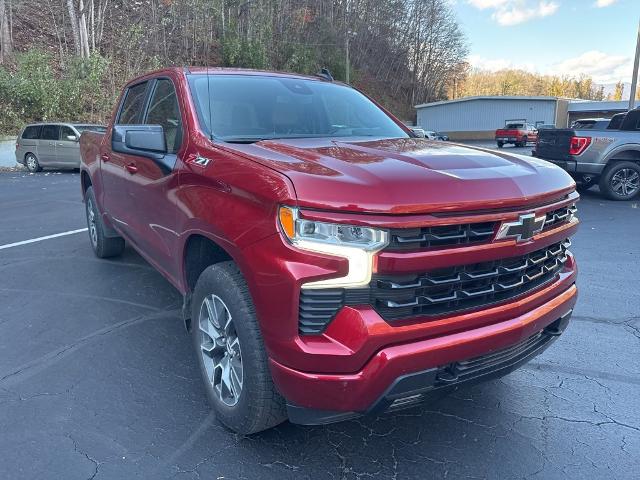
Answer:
[
  {"left": 39, "top": 125, "right": 60, "bottom": 164},
  {"left": 101, "top": 80, "right": 150, "bottom": 235},
  {"left": 56, "top": 125, "right": 81, "bottom": 167}
]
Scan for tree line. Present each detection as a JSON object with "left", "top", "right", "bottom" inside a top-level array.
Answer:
[
  {"left": 0, "top": 0, "right": 467, "bottom": 134},
  {"left": 456, "top": 69, "right": 638, "bottom": 102}
]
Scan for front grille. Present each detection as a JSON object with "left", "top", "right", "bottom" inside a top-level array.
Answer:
[
  {"left": 387, "top": 222, "right": 497, "bottom": 251},
  {"left": 298, "top": 240, "right": 571, "bottom": 333},
  {"left": 385, "top": 203, "right": 575, "bottom": 252},
  {"left": 372, "top": 239, "right": 570, "bottom": 321},
  {"left": 543, "top": 204, "right": 576, "bottom": 231}
]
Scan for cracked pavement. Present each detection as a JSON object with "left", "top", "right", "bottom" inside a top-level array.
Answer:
[{"left": 0, "top": 171, "right": 638, "bottom": 479}]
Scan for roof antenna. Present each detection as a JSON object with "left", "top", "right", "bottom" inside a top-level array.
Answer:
[{"left": 316, "top": 68, "right": 334, "bottom": 82}]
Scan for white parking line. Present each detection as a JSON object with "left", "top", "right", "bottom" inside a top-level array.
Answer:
[{"left": 0, "top": 228, "right": 88, "bottom": 251}]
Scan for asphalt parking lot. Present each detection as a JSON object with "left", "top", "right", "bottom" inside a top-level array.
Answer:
[{"left": 0, "top": 170, "right": 639, "bottom": 480}]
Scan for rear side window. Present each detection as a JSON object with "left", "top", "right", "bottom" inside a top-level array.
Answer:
[
  {"left": 118, "top": 82, "right": 148, "bottom": 124},
  {"left": 41, "top": 125, "right": 60, "bottom": 140},
  {"left": 22, "top": 125, "right": 42, "bottom": 139},
  {"left": 145, "top": 79, "right": 183, "bottom": 154}
]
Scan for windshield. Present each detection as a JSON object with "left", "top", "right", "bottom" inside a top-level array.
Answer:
[
  {"left": 187, "top": 74, "right": 409, "bottom": 142},
  {"left": 505, "top": 123, "right": 524, "bottom": 129}
]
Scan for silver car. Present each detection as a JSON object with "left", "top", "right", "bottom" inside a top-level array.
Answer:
[{"left": 16, "top": 123, "right": 106, "bottom": 172}]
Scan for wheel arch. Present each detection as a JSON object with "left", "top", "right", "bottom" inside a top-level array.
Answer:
[
  {"left": 81, "top": 169, "right": 92, "bottom": 198},
  {"left": 604, "top": 145, "right": 640, "bottom": 165},
  {"left": 181, "top": 233, "right": 235, "bottom": 331}
]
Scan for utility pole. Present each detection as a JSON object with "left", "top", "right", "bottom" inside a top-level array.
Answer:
[
  {"left": 346, "top": 31, "right": 350, "bottom": 84},
  {"left": 629, "top": 18, "right": 640, "bottom": 110},
  {"left": 345, "top": 30, "right": 356, "bottom": 84}
]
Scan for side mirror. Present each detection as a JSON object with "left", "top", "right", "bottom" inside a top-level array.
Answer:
[
  {"left": 67, "top": 135, "right": 78, "bottom": 142},
  {"left": 112, "top": 125, "right": 166, "bottom": 159}
]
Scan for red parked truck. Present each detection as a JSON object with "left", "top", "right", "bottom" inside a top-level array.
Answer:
[
  {"left": 495, "top": 122, "right": 538, "bottom": 148},
  {"left": 80, "top": 68, "right": 578, "bottom": 434}
]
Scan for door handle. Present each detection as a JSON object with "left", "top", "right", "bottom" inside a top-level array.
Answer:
[
  {"left": 101, "top": 153, "right": 110, "bottom": 162},
  {"left": 125, "top": 163, "right": 138, "bottom": 174}
]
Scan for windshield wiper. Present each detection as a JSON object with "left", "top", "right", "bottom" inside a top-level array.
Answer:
[{"left": 222, "top": 137, "right": 270, "bottom": 144}]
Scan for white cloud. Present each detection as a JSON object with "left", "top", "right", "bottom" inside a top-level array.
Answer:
[
  {"left": 467, "top": 0, "right": 559, "bottom": 25},
  {"left": 552, "top": 50, "right": 632, "bottom": 83},
  {"left": 468, "top": 50, "right": 633, "bottom": 84},
  {"left": 595, "top": 0, "right": 617, "bottom": 7}
]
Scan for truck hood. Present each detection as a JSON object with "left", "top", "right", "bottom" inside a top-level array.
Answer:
[{"left": 226, "top": 137, "right": 574, "bottom": 214}]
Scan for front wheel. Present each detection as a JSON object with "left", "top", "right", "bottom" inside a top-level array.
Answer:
[
  {"left": 497, "top": 142, "right": 504, "bottom": 148},
  {"left": 599, "top": 162, "right": 640, "bottom": 200},
  {"left": 191, "top": 262, "right": 287, "bottom": 434}
]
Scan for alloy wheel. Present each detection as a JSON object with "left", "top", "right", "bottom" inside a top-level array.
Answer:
[
  {"left": 611, "top": 168, "right": 640, "bottom": 197},
  {"left": 198, "top": 294, "right": 243, "bottom": 407},
  {"left": 86, "top": 198, "right": 98, "bottom": 248},
  {"left": 26, "top": 155, "right": 37, "bottom": 172}
]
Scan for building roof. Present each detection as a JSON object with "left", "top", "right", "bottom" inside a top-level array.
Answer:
[
  {"left": 567, "top": 100, "right": 629, "bottom": 112},
  {"left": 415, "top": 95, "right": 559, "bottom": 109}
]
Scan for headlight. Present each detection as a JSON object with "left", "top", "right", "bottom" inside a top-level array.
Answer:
[{"left": 278, "top": 206, "right": 388, "bottom": 288}]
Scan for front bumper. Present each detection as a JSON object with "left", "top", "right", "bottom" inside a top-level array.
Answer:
[
  {"left": 286, "top": 309, "right": 573, "bottom": 425},
  {"left": 270, "top": 280, "right": 576, "bottom": 418}
]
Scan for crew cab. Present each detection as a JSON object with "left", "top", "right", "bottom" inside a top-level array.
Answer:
[
  {"left": 80, "top": 68, "right": 579, "bottom": 434},
  {"left": 495, "top": 122, "right": 537, "bottom": 148},
  {"left": 534, "top": 108, "right": 640, "bottom": 200}
]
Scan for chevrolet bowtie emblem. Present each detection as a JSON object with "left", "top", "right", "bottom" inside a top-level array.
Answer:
[{"left": 496, "top": 213, "right": 546, "bottom": 242}]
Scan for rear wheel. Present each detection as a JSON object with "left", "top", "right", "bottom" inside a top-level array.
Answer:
[
  {"left": 85, "top": 186, "right": 125, "bottom": 257},
  {"left": 25, "top": 153, "right": 41, "bottom": 172},
  {"left": 191, "top": 262, "right": 287, "bottom": 434},
  {"left": 599, "top": 161, "right": 640, "bottom": 200}
]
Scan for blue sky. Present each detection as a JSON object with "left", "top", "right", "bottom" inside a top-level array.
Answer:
[{"left": 453, "top": 0, "right": 638, "bottom": 85}]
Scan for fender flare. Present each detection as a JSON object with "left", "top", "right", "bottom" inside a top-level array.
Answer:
[{"left": 603, "top": 143, "right": 640, "bottom": 165}]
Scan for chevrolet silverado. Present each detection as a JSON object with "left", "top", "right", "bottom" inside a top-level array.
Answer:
[{"left": 80, "top": 68, "right": 579, "bottom": 434}]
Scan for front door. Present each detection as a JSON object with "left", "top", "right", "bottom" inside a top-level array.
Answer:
[
  {"left": 56, "top": 126, "right": 81, "bottom": 167},
  {"left": 122, "top": 78, "right": 184, "bottom": 278}
]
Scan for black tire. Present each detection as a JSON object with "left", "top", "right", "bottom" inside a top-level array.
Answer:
[
  {"left": 25, "top": 153, "right": 42, "bottom": 172},
  {"left": 497, "top": 142, "right": 504, "bottom": 148},
  {"left": 84, "top": 186, "right": 125, "bottom": 257},
  {"left": 598, "top": 161, "right": 640, "bottom": 201},
  {"left": 191, "top": 262, "right": 287, "bottom": 434}
]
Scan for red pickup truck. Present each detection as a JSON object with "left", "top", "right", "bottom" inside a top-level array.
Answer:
[
  {"left": 80, "top": 68, "right": 578, "bottom": 434},
  {"left": 495, "top": 122, "right": 538, "bottom": 148}
]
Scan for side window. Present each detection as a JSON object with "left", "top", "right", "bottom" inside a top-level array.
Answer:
[
  {"left": 22, "top": 125, "right": 42, "bottom": 139},
  {"left": 41, "top": 125, "right": 60, "bottom": 141},
  {"left": 59, "top": 126, "right": 77, "bottom": 141},
  {"left": 118, "top": 82, "right": 148, "bottom": 124},
  {"left": 145, "top": 79, "right": 183, "bottom": 154}
]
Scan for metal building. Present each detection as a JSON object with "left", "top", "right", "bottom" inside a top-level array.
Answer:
[
  {"left": 567, "top": 100, "right": 629, "bottom": 125},
  {"left": 415, "top": 96, "right": 569, "bottom": 140}
]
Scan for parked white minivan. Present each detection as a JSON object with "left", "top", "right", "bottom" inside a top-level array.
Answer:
[{"left": 16, "top": 123, "right": 106, "bottom": 172}]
